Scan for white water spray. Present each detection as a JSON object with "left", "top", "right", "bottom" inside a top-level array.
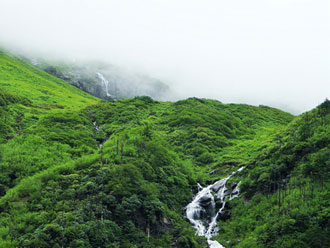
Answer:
[
  {"left": 96, "top": 72, "right": 112, "bottom": 97},
  {"left": 186, "top": 167, "right": 244, "bottom": 248}
]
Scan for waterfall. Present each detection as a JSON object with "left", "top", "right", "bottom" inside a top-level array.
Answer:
[
  {"left": 93, "top": 121, "right": 106, "bottom": 148},
  {"left": 96, "top": 72, "right": 112, "bottom": 97},
  {"left": 186, "top": 167, "right": 244, "bottom": 248}
]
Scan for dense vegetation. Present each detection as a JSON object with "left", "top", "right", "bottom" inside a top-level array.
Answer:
[
  {"left": 218, "top": 100, "right": 330, "bottom": 248},
  {"left": 0, "top": 52, "right": 328, "bottom": 247}
]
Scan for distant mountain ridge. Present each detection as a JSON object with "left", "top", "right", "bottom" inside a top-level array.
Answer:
[{"left": 24, "top": 56, "right": 171, "bottom": 101}]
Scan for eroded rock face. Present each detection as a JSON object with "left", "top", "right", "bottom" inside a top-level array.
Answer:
[
  {"left": 218, "top": 211, "right": 231, "bottom": 221},
  {"left": 200, "top": 194, "right": 213, "bottom": 207},
  {"left": 231, "top": 182, "right": 238, "bottom": 189},
  {"left": 38, "top": 60, "right": 172, "bottom": 101}
]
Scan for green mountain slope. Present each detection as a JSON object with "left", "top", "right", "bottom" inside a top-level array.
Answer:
[
  {"left": 0, "top": 52, "right": 100, "bottom": 187},
  {"left": 217, "top": 100, "right": 330, "bottom": 248},
  {"left": 0, "top": 52, "right": 98, "bottom": 108},
  {"left": 0, "top": 52, "right": 328, "bottom": 248}
]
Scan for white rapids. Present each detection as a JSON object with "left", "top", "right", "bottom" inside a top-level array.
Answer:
[
  {"left": 96, "top": 72, "right": 112, "bottom": 97},
  {"left": 185, "top": 167, "right": 244, "bottom": 248}
]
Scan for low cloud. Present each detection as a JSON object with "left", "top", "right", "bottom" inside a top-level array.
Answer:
[{"left": 0, "top": 0, "right": 329, "bottom": 114}]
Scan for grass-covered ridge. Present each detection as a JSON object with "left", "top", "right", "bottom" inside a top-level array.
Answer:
[
  {"left": 0, "top": 52, "right": 329, "bottom": 247},
  {"left": 216, "top": 100, "right": 330, "bottom": 247},
  {"left": 0, "top": 52, "right": 100, "bottom": 187},
  {"left": 0, "top": 97, "right": 294, "bottom": 247},
  {"left": 0, "top": 52, "right": 98, "bottom": 108}
]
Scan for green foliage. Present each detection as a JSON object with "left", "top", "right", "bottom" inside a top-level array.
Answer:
[
  {"left": 1, "top": 52, "right": 329, "bottom": 247},
  {"left": 215, "top": 100, "right": 330, "bottom": 247},
  {"left": 0, "top": 87, "right": 296, "bottom": 248},
  {"left": 0, "top": 88, "right": 31, "bottom": 107},
  {"left": 0, "top": 52, "right": 98, "bottom": 108}
]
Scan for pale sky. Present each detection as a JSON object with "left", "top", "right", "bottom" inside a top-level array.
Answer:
[{"left": 0, "top": 0, "right": 329, "bottom": 114}]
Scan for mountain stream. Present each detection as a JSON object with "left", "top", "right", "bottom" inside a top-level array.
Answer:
[
  {"left": 96, "top": 72, "right": 112, "bottom": 97},
  {"left": 185, "top": 167, "right": 244, "bottom": 248}
]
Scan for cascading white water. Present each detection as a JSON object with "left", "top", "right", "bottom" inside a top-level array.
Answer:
[
  {"left": 186, "top": 167, "right": 244, "bottom": 248},
  {"left": 229, "top": 182, "right": 241, "bottom": 201},
  {"left": 93, "top": 121, "right": 106, "bottom": 148},
  {"left": 96, "top": 72, "right": 112, "bottom": 97}
]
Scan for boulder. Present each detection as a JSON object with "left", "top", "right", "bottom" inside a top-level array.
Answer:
[
  {"left": 199, "top": 195, "right": 212, "bottom": 207},
  {"left": 218, "top": 210, "right": 231, "bottom": 221}
]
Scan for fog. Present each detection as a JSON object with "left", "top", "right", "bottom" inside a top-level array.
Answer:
[{"left": 0, "top": 0, "right": 329, "bottom": 114}]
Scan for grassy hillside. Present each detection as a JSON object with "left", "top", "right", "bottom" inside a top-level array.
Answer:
[
  {"left": 216, "top": 100, "right": 330, "bottom": 248},
  {"left": 0, "top": 52, "right": 328, "bottom": 248},
  {"left": 0, "top": 52, "right": 98, "bottom": 108},
  {"left": 0, "top": 52, "right": 100, "bottom": 188}
]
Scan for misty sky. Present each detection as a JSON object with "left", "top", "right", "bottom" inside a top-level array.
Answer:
[{"left": 0, "top": 0, "right": 329, "bottom": 114}]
